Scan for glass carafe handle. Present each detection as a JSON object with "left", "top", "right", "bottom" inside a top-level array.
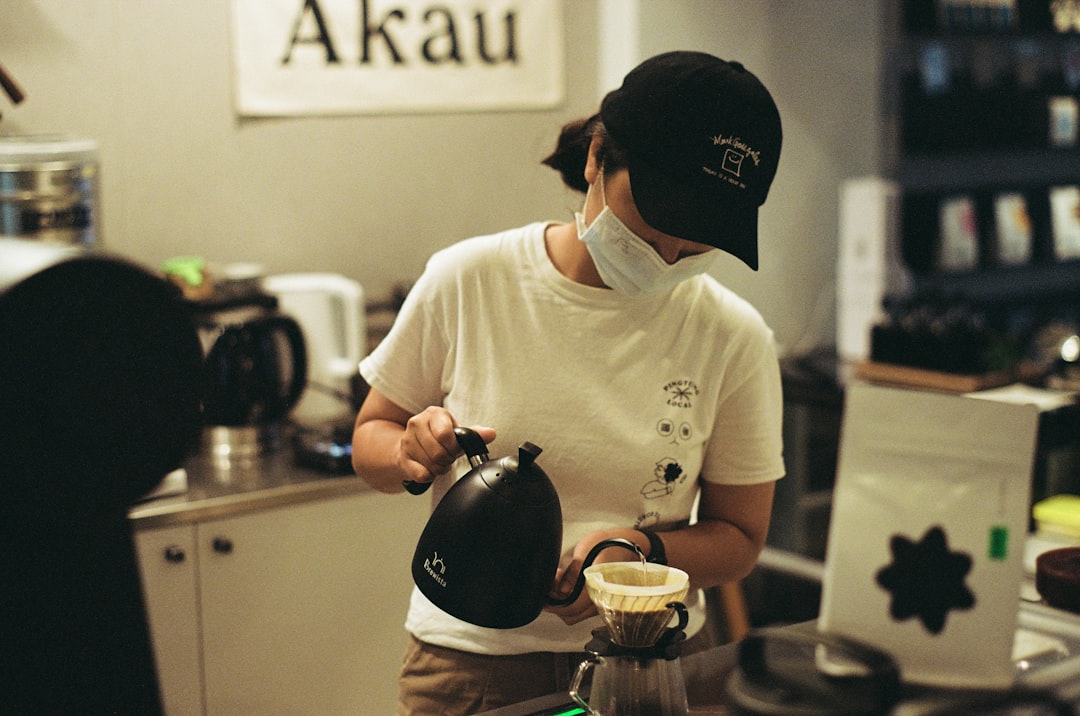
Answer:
[{"left": 569, "top": 656, "right": 600, "bottom": 715}]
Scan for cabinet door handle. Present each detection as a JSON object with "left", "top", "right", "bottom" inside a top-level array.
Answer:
[
  {"left": 164, "top": 545, "right": 186, "bottom": 563},
  {"left": 212, "top": 537, "right": 234, "bottom": 554}
]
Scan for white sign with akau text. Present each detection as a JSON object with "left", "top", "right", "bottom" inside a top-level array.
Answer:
[{"left": 229, "top": 0, "right": 565, "bottom": 116}]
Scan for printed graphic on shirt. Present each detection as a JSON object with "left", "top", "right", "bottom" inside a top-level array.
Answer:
[
  {"left": 663, "top": 379, "right": 700, "bottom": 408},
  {"left": 657, "top": 418, "right": 693, "bottom": 445},
  {"left": 639, "top": 377, "right": 705, "bottom": 524},
  {"left": 640, "top": 457, "right": 687, "bottom": 499},
  {"left": 635, "top": 511, "right": 661, "bottom": 530}
]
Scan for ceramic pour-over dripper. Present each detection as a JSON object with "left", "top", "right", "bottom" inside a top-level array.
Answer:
[{"left": 584, "top": 562, "right": 690, "bottom": 648}]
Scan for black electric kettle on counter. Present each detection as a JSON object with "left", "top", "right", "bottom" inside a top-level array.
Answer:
[
  {"left": 187, "top": 277, "right": 307, "bottom": 425},
  {"left": 408, "top": 427, "right": 644, "bottom": 629},
  {"left": 182, "top": 268, "right": 308, "bottom": 465}
]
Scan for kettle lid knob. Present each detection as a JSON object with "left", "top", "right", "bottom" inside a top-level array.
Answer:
[{"left": 517, "top": 442, "right": 542, "bottom": 470}]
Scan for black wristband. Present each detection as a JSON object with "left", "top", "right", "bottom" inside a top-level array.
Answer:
[{"left": 637, "top": 529, "right": 667, "bottom": 566}]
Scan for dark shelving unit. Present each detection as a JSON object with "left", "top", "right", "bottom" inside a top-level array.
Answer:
[{"left": 883, "top": 0, "right": 1080, "bottom": 342}]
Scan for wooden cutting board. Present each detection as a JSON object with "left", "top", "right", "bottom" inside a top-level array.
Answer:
[{"left": 853, "top": 360, "right": 1017, "bottom": 393}]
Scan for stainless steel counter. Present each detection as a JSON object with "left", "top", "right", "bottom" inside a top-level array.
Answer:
[{"left": 128, "top": 448, "right": 369, "bottom": 530}]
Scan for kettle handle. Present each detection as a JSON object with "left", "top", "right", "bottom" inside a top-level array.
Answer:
[
  {"left": 265, "top": 315, "right": 308, "bottom": 412},
  {"left": 546, "top": 538, "right": 645, "bottom": 607},
  {"left": 453, "top": 426, "right": 489, "bottom": 467},
  {"left": 402, "top": 426, "right": 490, "bottom": 496}
]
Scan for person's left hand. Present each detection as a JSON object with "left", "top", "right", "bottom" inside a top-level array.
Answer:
[{"left": 544, "top": 529, "right": 646, "bottom": 625}]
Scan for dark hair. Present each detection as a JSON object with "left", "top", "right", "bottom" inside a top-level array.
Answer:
[{"left": 541, "top": 113, "right": 629, "bottom": 194}]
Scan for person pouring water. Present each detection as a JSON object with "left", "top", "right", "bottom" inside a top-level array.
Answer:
[{"left": 352, "top": 50, "right": 785, "bottom": 715}]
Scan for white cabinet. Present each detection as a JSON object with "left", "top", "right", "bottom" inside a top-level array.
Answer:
[
  {"left": 135, "top": 491, "right": 424, "bottom": 715},
  {"left": 135, "top": 524, "right": 205, "bottom": 714}
]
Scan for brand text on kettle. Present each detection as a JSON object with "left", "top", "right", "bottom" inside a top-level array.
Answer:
[{"left": 424, "top": 552, "right": 447, "bottom": 588}]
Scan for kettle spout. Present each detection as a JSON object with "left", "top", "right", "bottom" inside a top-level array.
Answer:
[{"left": 547, "top": 538, "right": 646, "bottom": 607}]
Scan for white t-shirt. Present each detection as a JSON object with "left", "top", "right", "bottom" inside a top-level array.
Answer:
[{"left": 359, "top": 221, "right": 784, "bottom": 655}]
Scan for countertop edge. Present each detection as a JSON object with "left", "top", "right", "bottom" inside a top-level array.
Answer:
[
  {"left": 128, "top": 476, "right": 369, "bottom": 529},
  {"left": 127, "top": 448, "right": 375, "bottom": 530}
]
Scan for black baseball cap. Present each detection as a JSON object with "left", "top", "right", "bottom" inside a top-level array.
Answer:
[{"left": 600, "top": 51, "right": 783, "bottom": 270}]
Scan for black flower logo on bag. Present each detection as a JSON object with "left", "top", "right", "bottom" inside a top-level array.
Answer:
[{"left": 875, "top": 525, "right": 975, "bottom": 635}]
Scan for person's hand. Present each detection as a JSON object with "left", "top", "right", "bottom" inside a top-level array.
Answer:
[
  {"left": 544, "top": 529, "right": 647, "bottom": 625},
  {"left": 397, "top": 406, "right": 495, "bottom": 490}
]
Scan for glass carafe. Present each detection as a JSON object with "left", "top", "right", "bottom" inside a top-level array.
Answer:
[
  {"left": 570, "top": 650, "right": 688, "bottom": 716},
  {"left": 569, "top": 590, "right": 690, "bottom": 716}
]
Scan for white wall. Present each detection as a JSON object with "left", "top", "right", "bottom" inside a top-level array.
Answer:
[
  {"left": 1, "top": 1, "right": 601, "bottom": 300},
  {"left": 0, "top": 0, "right": 884, "bottom": 353}
]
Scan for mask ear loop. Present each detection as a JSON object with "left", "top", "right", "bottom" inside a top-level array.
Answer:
[
  {"left": 580, "top": 162, "right": 607, "bottom": 233},
  {"left": 596, "top": 162, "right": 608, "bottom": 211}
]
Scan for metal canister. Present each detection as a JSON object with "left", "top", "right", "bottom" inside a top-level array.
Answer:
[{"left": 0, "top": 135, "right": 99, "bottom": 247}]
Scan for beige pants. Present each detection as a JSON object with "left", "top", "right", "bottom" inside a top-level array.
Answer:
[
  {"left": 396, "top": 635, "right": 588, "bottom": 715},
  {"left": 395, "top": 624, "right": 719, "bottom": 715}
]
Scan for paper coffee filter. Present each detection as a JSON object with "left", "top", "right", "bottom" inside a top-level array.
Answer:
[
  {"left": 584, "top": 562, "right": 689, "bottom": 600},
  {"left": 584, "top": 562, "right": 690, "bottom": 647}
]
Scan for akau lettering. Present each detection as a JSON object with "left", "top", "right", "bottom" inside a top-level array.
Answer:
[{"left": 281, "top": 0, "right": 519, "bottom": 67}]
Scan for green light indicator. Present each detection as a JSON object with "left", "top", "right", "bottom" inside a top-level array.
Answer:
[{"left": 989, "top": 524, "right": 1009, "bottom": 561}]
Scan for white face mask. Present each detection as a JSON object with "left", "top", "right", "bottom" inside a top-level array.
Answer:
[{"left": 576, "top": 172, "right": 720, "bottom": 297}]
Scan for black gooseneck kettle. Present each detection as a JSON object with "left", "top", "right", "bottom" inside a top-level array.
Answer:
[{"left": 408, "top": 427, "right": 644, "bottom": 629}]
